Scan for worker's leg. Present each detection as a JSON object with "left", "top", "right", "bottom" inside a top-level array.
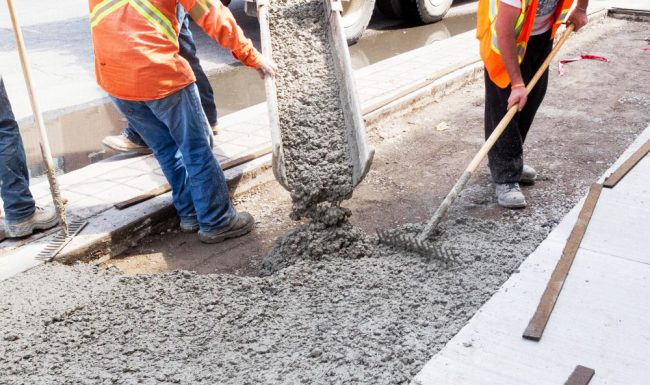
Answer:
[
  {"left": 122, "top": 126, "right": 147, "bottom": 146},
  {"left": 146, "top": 84, "right": 235, "bottom": 232},
  {"left": 0, "top": 78, "right": 35, "bottom": 222},
  {"left": 484, "top": 71, "right": 524, "bottom": 184},
  {"left": 177, "top": 5, "right": 218, "bottom": 128},
  {"left": 517, "top": 30, "right": 554, "bottom": 143},
  {"left": 109, "top": 96, "right": 196, "bottom": 225}
]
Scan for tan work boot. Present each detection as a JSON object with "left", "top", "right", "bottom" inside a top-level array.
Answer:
[
  {"left": 4, "top": 206, "right": 59, "bottom": 238},
  {"left": 211, "top": 124, "right": 219, "bottom": 135},
  {"left": 102, "top": 135, "right": 152, "bottom": 154},
  {"left": 198, "top": 211, "right": 254, "bottom": 244}
]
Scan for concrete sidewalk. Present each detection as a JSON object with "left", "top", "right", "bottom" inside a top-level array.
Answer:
[{"left": 412, "top": 125, "right": 650, "bottom": 384}]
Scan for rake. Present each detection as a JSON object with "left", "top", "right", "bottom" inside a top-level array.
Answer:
[{"left": 378, "top": 24, "right": 576, "bottom": 261}]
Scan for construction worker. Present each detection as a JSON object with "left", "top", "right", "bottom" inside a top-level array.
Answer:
[
  {"left": 88, "top": 0, "right": 276, "bottom": 243},
  {"left": 0, "top": 78, "right": 58, "bottom": 241},
  {"left": 477, "top": 0, "right": 588, "bottom": 208},
  {"left": 101, "top": 3, "right": 219, "bottom": 154}
]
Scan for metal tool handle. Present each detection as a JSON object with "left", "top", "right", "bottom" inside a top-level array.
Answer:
[
  {"left": 7, "top": 0, "right": 68, "bottom": 235},
  {"left": 417, "top": 24, "right": 576, "bottom": 241}
]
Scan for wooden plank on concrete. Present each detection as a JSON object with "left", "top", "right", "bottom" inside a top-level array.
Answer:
[
  {"left": 114, "top": 145, "right": 272, "bottom": 210},
  {"left": 564, "top": 365, "right": 595, "bottom": 385},
  {"left": 603, "top": 140, "right": 650, "bottom": 188},
  {"left": 523, "top": 183, "right": 603, "bottom": 341}
]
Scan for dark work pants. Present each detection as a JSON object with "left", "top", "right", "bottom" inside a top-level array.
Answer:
[
  {"left": 484, "top": 30, "right": 553, "bottom": 184},
  {"left": 123, "top": 5, "right": 217, "bottom": 146},
  {"left": 0, "top": 78, "right": 35, "bottom": 222}
]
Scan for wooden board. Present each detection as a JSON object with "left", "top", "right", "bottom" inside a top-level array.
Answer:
[
  {"left": 114, "top": 145, "right": 271, "bottom": 210},
  {"left": 564, "top": 365, "right": 595, "bottom": 385},
  {"left": 523, "top": 183, "right": 603, "bottom": 341},
  {"left": 603, "top": 140, "right": 650, "bottom": 188}
]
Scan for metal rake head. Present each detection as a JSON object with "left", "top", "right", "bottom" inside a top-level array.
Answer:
[
  {"left": 36, "top": 220, "right": 88, "bottom": 262},
  {"left": 376, "top": 229, "right": 459, "bottom": 264}
]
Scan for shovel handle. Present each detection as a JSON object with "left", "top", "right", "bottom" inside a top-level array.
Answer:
[{"left": 419, "top": 24, "right": 576, "bottom": 240}]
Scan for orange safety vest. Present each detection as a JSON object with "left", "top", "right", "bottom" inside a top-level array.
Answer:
[
  {"left": 477, "top": 0, "right": 574, "bottom": 88},
  {"left": 89, "top": 0, "right": 262, "bottom": 101}
]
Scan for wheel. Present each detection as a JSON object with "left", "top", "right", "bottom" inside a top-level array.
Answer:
[
  {"left": 342, "top": 0, "right": 376, "bottom": 45},
  {"left": 415, "top": 0, "right": 452, "bottom": 23},
  {"left": 377, "top": 0, "right": 405, "bottom": 19}
]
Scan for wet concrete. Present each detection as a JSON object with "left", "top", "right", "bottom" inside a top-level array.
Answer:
[{"left": 2, "top": 16, "right": 649, "bottom": 385}]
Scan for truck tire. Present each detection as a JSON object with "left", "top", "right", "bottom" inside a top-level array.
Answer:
[
  {"left": 377, "top": 0, "right": 405, "bottom": 19},
  {"left": 342, "top": 0, "right": 376, "bottom": 45},
  {"left": 415, "top": 0, "right": 452, "bottom": 23}
]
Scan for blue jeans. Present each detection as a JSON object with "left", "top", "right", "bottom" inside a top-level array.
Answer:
[
  {"left": 110, "top": 84, "right": 235, "bottom": 232},
  {"left": 123, "top": 5, "right": 217, "bottom": 146},
  {"left": 0, "top": 78, "right": 35, "bottom": 222}
]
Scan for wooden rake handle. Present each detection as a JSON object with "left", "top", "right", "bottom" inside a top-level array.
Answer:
[
  {"left": 418, "top": 24, "right": 576, "bottom": 241},
  {"left": 467, "top": 24, "right": 576, "bottom": 172}
]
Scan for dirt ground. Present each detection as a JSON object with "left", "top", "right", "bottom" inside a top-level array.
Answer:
[
  {"left": 2, "top": 16, "right": 649, "bottom": 385},
  {"left": 113, "top": 16, "right": 650, "bottom": 277}
]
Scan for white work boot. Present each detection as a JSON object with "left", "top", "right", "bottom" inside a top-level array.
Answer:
[
  {"left": 102, "top": 135, "right": 152, "bottom": 154},
  {"left": 4, "top": 206, "right": 59, "bottom": 238},
  {"left": 520, "top": 165, "right": 537, "bottom": 185},
  {"left": 495, "top": 183, "right": 527, "bottom": 209}
]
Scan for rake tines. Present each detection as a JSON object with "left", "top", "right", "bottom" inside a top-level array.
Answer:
[
  {"left": 36, "top": 220, "right": 88, "bottom": 262},
  {"left": 376, "top": 230, "right": 458, "bottom": 264}
]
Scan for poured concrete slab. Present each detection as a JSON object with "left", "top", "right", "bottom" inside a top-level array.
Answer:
[{"left": 412, "top": 126, "right": 650, "bottom": 384}]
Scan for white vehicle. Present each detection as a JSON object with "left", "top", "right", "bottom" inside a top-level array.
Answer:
[
  {"left": 343, "top": 0, "right": 453, "bottom": 43},
  {"left": 245, "top": 0, "right": 453, "bottom": 44}
]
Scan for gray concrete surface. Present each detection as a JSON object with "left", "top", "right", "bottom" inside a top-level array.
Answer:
[{"left": 412, "top": 125, "right": 650, "bottom": 385}]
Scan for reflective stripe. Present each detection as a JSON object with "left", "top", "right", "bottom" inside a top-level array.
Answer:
[
  {"left": 516, "top": 42, "right": 526, "bottom": 63},
  {"left": 189, "top": 0, "right": 214, "bottom": 20},
  {"left": 490, "top": 24, "right": 500, "bottom": 54},
  {"left": 556, "top": 8, "right": 570, "bottom": 23},
  {"left": 514, "top": 13, "right": 525, "bottom": 35},
  {"left": 488, "top": 0, "right": 497, "bottom": 21},
  {"left": 129, "top": 0, "right": 178, "bottom": 45},
  {"left": 90, "top": 0, "right": 128, "bottom": 27}
]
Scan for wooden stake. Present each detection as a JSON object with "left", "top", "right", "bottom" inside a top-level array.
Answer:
[{"left": 6, "top": 0, "right": 68, "bottom": 235}]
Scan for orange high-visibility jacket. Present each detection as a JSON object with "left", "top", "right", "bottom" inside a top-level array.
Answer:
[
  {"left": 477, "top": 0, "right": 574, "bottom": 88},
  {"left": 89, "top": 0, "right": 263, "bottom": 100}
]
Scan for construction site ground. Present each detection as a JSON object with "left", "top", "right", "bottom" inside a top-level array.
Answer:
[
  {"left": 114, "top": 16, "right": 648, "bottom": 276},
  {"left": 1, "top": 14, "right": 648, "bottom": 385}
]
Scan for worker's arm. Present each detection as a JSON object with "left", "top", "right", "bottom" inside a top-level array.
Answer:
[
  {"left": 495, "top": 1, "right": 527, "bottom": 111},
  {"left": 180, "top": 0, "right": 276, "bottom": 78},
  {"left": 567, "top": 0, "right": 589, "bottom": 31}
]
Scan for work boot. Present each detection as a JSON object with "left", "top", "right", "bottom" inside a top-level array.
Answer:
[
  {"left": 0, "top": 225, "right": 5, "bottom": 242},
  {"left": 211, "top": 124, "right": 219, "bottom": 135},
  {"left": 180, "top": 217, "right": 199, "bottom": 233},
  {"left": 4, "top": 206, "right": 59, "bottom": 238},
  {"left": 495, "top": 183, "right": 526, "bottom": 209},
  {"left": 520, "top": 165, "right": 537, "bottom": 185},
  {"left": 102, "top": 135, "right": 152, "bottom": 154},
  {"left": 198, "top": 212, "right": 254, "bottom": 244}
]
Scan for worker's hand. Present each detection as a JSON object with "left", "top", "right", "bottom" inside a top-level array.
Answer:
[
  {"left": 507, "top": 86, "right": 527, "bottom": 111},
  {"left": 567, "top": 8, "right": 588, "bottom": 31},
  {"left": 257, "top": 56, "right": 277, "bottom": 79}
]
